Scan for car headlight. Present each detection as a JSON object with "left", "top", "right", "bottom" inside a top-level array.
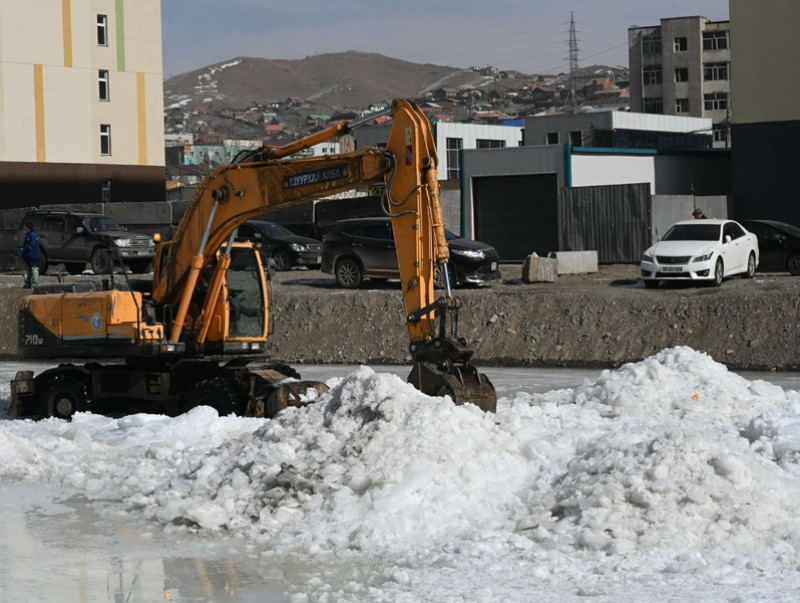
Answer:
[
  {"left": 642, "top": 254, "right": 654, "bottom": 263},
  {"left": 692, "top": 252, "right": 714, "bottom": 263},
  {"left": 290, "top": 243, "right": 306, "bottom": 252},
  {"left": 115, "top": 239, "right": 132, "bottom": 247},
  {"left": 451, "top": 248, "right": 485, "bottom": 259}
]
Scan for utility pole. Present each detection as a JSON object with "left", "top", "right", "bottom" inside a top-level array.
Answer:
[{"left": 565, "top": 11, "right": 580, "bottom": 112}]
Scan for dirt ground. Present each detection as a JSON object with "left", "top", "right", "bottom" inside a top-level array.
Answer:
[
  {"left": 2, "top": 263, "right": 800, "bottom": 370},
  {"left": 261, "top": 263, "right": 800, "bottom": 371}
]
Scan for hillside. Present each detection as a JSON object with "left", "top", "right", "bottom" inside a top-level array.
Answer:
[
  {"left": 163, "top": 51, "right": 628, "bottom": 143},
  {"left": 164, "top": 51, "right": 473, "bottom": 113}
]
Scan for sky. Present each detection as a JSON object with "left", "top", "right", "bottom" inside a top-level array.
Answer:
[
  {"left": 3, "top": 347, "right": 800, "bottom": 600},
  {"left": 161, "top": 0, "right": 729, "bottom": 78}
]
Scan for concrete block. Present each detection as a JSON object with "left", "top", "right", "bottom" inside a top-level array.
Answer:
[
  {"left": 522, "top": 254, "right": 557, "bottom": 283},
  {"left": 0, "top": 207, "right": 35, "bottom": 229},
  {"left": 41, "top": 202, "right": 105, "bottom": 214},
  {"left": 547, "top": 250, "right": 598, "bottom": 275},
  {"left": 106, "top": 201, "right": 171, "bottom": 225}
]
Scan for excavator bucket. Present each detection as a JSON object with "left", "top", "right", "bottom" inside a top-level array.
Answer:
[{"left": 408, "top": 361, "right": 496, "bottom": 412}]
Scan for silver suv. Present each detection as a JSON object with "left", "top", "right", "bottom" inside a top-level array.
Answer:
[{"left": 18, "top": 211, "right": 155, "bottom": 275}]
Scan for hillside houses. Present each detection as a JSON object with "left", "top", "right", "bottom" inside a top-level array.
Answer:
[{"left": 164, "top": 65, "right": 630, "bottom": 181}]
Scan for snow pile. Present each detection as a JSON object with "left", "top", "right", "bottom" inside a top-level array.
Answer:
[{"left": 2, "top": 346, "right": 800, "bottom": 587}]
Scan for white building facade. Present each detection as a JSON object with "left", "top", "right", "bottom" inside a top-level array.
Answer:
[{"left": 0, "top": 0, "right": 165, "bottom": 206}]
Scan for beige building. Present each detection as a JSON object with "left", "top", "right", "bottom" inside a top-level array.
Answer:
[
  {"left": 0, "top": 0, "right": 165, "bottom": 206},
  {"left": 629, "top": 17, "right": 731, "bottom": 148},
  {"left": 729, "top": 0, "right": 800, "bottom": 224}
]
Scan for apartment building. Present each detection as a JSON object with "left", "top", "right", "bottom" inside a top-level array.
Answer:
[
  {"left": 0, "top": 0, "right": 165, "bottom": 207},
  {"left": 730, "top": 0, "right": 800, "bottom": 224},
  {"left": 629, "top": 17, "right": 731, "bottom": 148}
]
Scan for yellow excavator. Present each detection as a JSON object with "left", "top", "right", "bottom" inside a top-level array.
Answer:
[{"left": 9, "top": 99, "right": 496, "bottom": 420}]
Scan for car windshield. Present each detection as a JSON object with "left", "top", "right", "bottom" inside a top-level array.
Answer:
[
  {"left": 662, "top": 224, "right": 720, "bottom": 242},
  {"left": 445, "top": 229, "right": 458, "bottom": 241},
  {"left": 86, "top": 216, "right": 122, "bottom": 232},
  {"left": 261, "top": 223, "right": 293, "bottom": 237}
]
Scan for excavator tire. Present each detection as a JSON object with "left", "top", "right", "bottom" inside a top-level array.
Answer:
[
  {"left": 39, "top": 375, "right": 91, "bottom": 420},
  {"left": 184, "top": 377, "right": 246, "bottom": 416}
]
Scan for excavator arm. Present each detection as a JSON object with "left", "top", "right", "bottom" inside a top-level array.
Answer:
[{"left": 153, "top": 99, "right": 495, "bottom": 410}]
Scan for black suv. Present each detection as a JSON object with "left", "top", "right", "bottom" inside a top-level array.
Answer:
[
  {"left": 235, "top": 220, "right": 323, "bottom": 271},
  {"left": 321, "top": 217, "right": 501, "bottom": 288},
  {"left": 18, "top": 211, "right": 155, "bottom": 275}
]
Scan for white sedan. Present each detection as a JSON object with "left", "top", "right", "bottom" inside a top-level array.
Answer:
[{"left": 640, "top": 219, "right": 759, "bottom": 288}]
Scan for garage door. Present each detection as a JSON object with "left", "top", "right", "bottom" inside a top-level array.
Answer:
[{"left": 473, "top": 174, "right": 558, "bottom": 262}]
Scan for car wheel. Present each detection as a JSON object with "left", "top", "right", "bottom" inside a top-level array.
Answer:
[
  {"left": 40, "top": 375, "right": 91, "bottom": 420},
  {"left": 335, "top": 257, "right": 363, "bottom": 289},
  {"left": 184, "top": 377, "right": 245, "bottom": 416},
  {"left": 787, "top": 252, "right": 800, "bottom": 276},
  {"left": 38, "top": 250, "right": 49, "bottom": 275},
  {"left": 712, "top": 258, "right": 724, "bottom": 287},
  {"left": 434, "top": 264, "right": 455, "bottom": 290},
  {"left": 272, "top": 249, "right": 291, "bottom": 271},
  {"left": 744, "top": 252, "right": 756, "bottom": 279},
  {"left": 643, "top": 279, "right": 659, "bottom": 289},
  {"left": 90, "top": 248, "right": 113, "bottom": 274},
  {"left": 64, "top": 263, "right": 85, "bottom": 275}
]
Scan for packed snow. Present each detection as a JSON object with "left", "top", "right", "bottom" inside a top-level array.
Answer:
[{"left": 2, "top": 346, "right": 800, "bottom": 601}]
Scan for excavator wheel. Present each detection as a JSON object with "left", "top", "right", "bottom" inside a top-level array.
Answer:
[
  {"left": 39, "top": 375, "right": 91, "bottom": 420},
  {"left": 184, "top": 377, "right": 246, "bottom": 416}
]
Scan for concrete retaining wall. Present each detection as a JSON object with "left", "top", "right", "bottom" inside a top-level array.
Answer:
[{"left": 2, "top": 284, "right": 799, "bottom": 371}]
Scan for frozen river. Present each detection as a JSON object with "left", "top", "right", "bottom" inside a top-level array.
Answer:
[{"left": 2, "top": 355, "right": 800, "bottom": 602}]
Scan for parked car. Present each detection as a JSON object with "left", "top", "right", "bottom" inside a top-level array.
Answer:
[
  {"left": 235, "top": 220, "right": 322, "bottom": 271},
  {"left": 17, "top": 210, "right": 155, "bottom": 275},
  {"left": 738, "top": 220, "right": 800, "bottom": 275},
  {"left": 321, "top": 217, "right": 501, "bottom": 289},
  {"left": 640, "top": 219, "right": 759, "bottom": 288}
]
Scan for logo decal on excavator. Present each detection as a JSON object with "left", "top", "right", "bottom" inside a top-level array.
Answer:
[
  {"left": 405, "top": 128, "right": 414, "bottom": 165},
  {"left": 284, "top": 164, "right": 349, "bottom": 189},
  {"left": 91, "top": 312, "right": 103, "bottom": 331}
]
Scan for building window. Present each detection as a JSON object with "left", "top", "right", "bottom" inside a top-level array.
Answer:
[
  {"left": 97, "top": 14, "right": 108, "bottom": 46},
  {"left": 703, "top": 30, "right": 729, "bottom": 51},
  {"left": 673, "top": 36, "right": 688, "bottom": 52},
  {"left": 98, "top": 70, "right": 110, "bottom": 101},
  {"left": 643, "top": 97, "right": 663, "bottom": 114},
  {"left": 642, "top": 34, "right": 661, "bottom": 55},
  {"left": 101, "top": 180, "right": 112, "bottom": 202},
  {"left": 475, "top": 139, "right": 506, "bottom": 149},
  {"left": 704, "top": 92, "right": 729, "bottom": 111},
  {"left": 676, "top": 98, "right": 689, "bottom": 114},
  {"left": 674, "top": 67, "right": 689, "bottom": 83},
  {"left": 642, "top": 66, "right": 662, "bottom": 85},
  {"left": 569, "top": 130, "right": 582, "bottom": 146},
  {"left": 100, "top": 124, "right": 112, "bottom": 155},
  {"left": 703, "top": 62, "right": 729, "bottom": 81},
  {"left": 546, "top": 132, "right": 559, "bottom": 145},
  {"left": 445, "top": 137, "right": 462, "bottom": 180}
]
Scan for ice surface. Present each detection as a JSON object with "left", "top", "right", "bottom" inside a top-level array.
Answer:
[{"left": 2, "top": 346, "right": 800, "bottom": 602}]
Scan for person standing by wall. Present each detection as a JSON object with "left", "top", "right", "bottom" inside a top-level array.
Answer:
[
  {"left": 18, "top": 221, "right": 42, "bottom": 288},
  {"left": 693, "top": 208, "right": 708, "bottom": 219}
]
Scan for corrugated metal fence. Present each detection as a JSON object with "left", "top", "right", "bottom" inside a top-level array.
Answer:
[{"left": 559, "top": 183, "right": 651, "bottom": 263}]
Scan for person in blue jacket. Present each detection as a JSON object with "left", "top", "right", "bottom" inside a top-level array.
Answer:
[{"left": 18, "top": 221, "right": 42, "bottom": 288}]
